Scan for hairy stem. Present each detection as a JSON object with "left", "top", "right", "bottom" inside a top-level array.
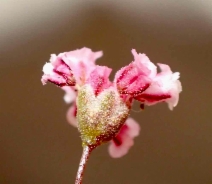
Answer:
[{"left": 75, "top": 146, "right": 93, "bottom": 184}]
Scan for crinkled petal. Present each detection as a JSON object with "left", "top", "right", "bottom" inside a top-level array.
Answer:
[
  {"left": 135, "top": 63, "right": 182, "bottom": 110},
  {"left": 63, "top": 48, "right": 102, "bottom": 65},
  {"left": 114, "top": 49, "right": 156, "bottom": 96},
  {"left": 41, "top": 47, "right": 102, "bottom": 87},
  {"left": 131, "top": 49, "right": 157, "bottom": 78},
  {"left": 41, "top": 54, "right": 75, "bottom": 86},
  {"left": 41, "top": 63, "right": 68, "bottom": 86}
]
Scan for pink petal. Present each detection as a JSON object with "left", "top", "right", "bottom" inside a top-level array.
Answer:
[
  {"left": 135, "top": 63, "right": 182, "bottom": 110},
  {"left": 114, "top": 49, "right": 156, "bottom": 96},
  {"left": 63, "top": 47, "right": 102, "bottom": 65},
  {"left": 131, "top": 49, "right": 157, "bottom": 79},
  {"left": 41, "top": 54, "right": 75, "bottom": 87},
  {"left": 108, "top": 117, "right": 140, "bottom": 158},
  {"left": 125, "top": 117, "right": 140, "bottom": 137},
  {"left": 86, "top": 65, "right": 112, "bottom": 95},
  {"left": 108, "top": 135, "right": 134, "bottom": 158},
  {"left": 41, "top": 63, "right": 69, "bottom": 86},
  {"left": 61, "top": 48, "right": 103, "bottom": 86},
  {"left": 41, "top": 48, "right": 102, "bottom": 87},
  {"left": 66, "top": 104, "right": 78, "bottom": 127}
]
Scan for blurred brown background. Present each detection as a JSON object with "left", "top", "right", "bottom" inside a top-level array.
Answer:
[{"left": 0, "top": 1, "right": 212, "bottom": 184}]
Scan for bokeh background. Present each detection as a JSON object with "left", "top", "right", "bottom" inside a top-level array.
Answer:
[{"left": 1, "top": 0, "right": 212, "bottom": 183}]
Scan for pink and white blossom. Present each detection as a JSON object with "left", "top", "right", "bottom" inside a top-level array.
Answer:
[
  {"left": 41, "top": 47, "right": 183, "bottom": 184},
  {"left": 42, "top": 47, "right": 182, "bottom": 158}
]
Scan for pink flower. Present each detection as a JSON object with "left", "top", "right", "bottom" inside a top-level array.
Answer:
[
  {"left": 108, "top": 118, "right": 140, "bottom": 158},
  {"left": 42, "top": 47, "right": 182, "bottom": 157},
  {"left": 41, "top": 48, "right": 102, "bottom": 87},
  {"left": 114, "top": 49, "right": 157, "bottom": 96},
  {"left": 86, "top": 65, "right": 112, "bottom": 95},
  {"left": 134, "top": 64, "right": 182, "bottom": 110}
]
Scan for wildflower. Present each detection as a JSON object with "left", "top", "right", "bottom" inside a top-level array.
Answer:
[
  {"left": 42, "top": 47, "right": 182, "bottom": 151},
  {"left": 41, "top": 47, "right": 182, "bottom": 184}
]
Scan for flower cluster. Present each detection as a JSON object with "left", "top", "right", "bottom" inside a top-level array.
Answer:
[{"left": 42, "top": 47, "right": 182, "bottom": 158}]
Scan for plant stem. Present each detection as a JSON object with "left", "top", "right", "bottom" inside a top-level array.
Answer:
[{"left": 75, "top": 146, "right": 92, "bottom": 184}]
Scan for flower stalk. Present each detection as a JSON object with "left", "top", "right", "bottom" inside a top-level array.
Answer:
[{"left": 75, "top": 146, "right": 93, "bottom": 184}]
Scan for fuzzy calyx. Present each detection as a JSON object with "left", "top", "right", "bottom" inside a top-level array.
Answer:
[{"left": 77, "top": 85, "right": 130, "bottom": 147}]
